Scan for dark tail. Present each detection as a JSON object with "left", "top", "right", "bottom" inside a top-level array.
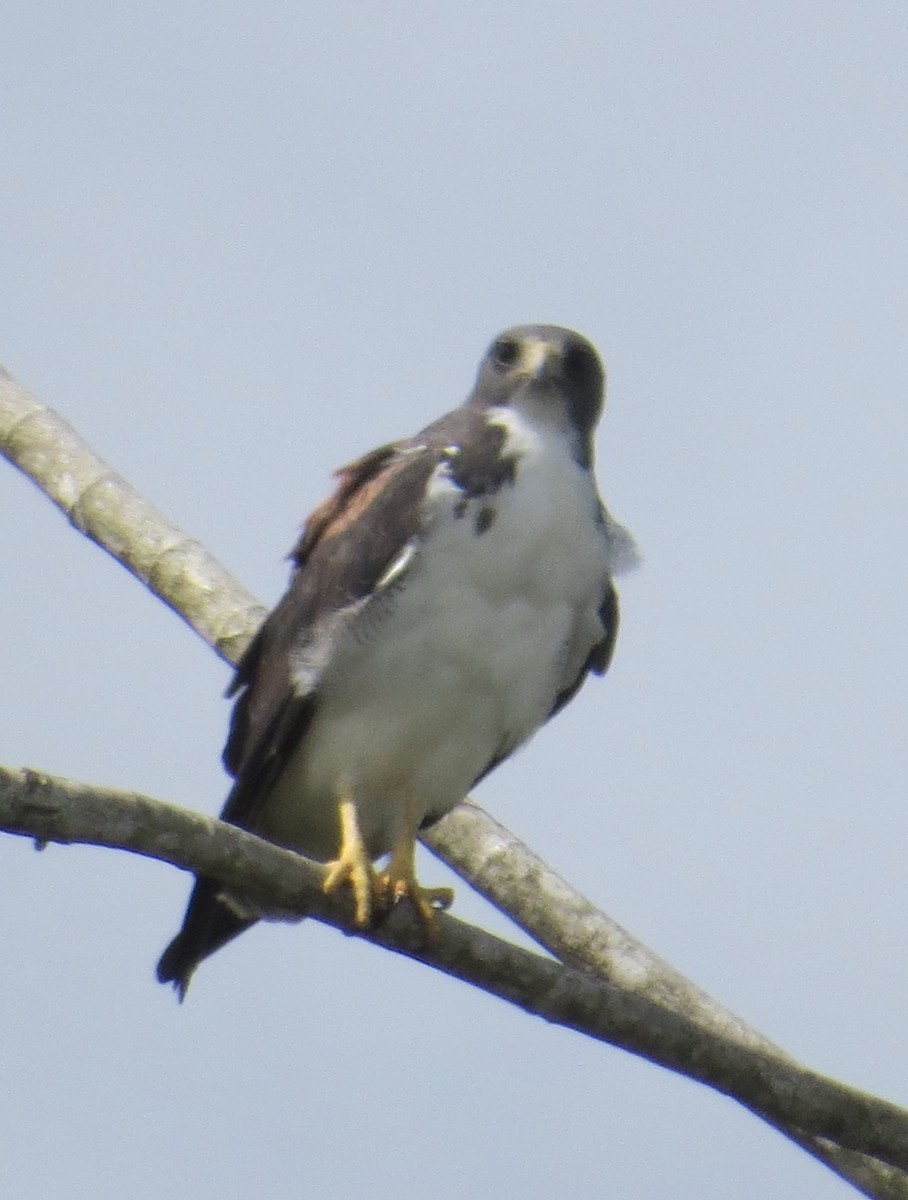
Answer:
[{"left": 156, "top": 877, "right": 256, "bottom": 1000}]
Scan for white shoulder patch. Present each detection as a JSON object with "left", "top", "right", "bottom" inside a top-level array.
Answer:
[
  {"left": 485, "top": 405, "right": 544, "bottom": 458},
  {"left": 424, "top": 458, "right": 462, "bottom": 505}
]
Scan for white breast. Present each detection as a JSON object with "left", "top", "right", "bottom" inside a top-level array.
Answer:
[{"left": 261, "top": 409, "right": 611, "bottom": 862}]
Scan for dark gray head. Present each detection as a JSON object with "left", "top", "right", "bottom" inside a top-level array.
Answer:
[{"left": 467, "top": 324, "right": 605, "bottom": 464}]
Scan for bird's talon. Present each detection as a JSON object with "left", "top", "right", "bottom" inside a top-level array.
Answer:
[
  {"left": 323, "top": 855, "right": 376, "bottom": 928},
  {"left": 374, "top": 869, "right": 454, "bottom": 939},
  {"left": 422, "top": 886, "right": 454, "bottom": 912}
]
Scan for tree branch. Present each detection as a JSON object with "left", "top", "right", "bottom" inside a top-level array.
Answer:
[
  {"left": 0, "top": 364, "right": 265, "bottom": 663},
  {"left": 4, "top": 761, "right": 908, "bottom": 1181},
  {"left": 2, "top": 362, "right": 907, "bottom": 1198}
]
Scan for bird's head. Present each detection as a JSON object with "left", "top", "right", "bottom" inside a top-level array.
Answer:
[{"left": 469, "top": 325, "right": 605, "bottom": 464}]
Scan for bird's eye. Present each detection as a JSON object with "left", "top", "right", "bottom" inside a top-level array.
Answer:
[{"left": 490, "top": 337, "right": 520, "bottom": 370}]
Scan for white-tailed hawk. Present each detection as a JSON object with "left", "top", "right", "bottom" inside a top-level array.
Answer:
[{"left": 157, "top": 324, "right": 636, "bottom": 997}]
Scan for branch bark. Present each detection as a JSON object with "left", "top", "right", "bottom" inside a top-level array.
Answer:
[
  {"left": 4, "top": 762, "right": 908, "bottom": 1179},
  {"left": 2, "top": 363, "right": 907, "bottom": 1198}
]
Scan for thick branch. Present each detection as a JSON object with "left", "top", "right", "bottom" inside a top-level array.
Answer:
[
  {"left": 2, "top": 363, "right": 907, "bottom": 1197},
  {"left": 3, "top": 762, "right": 908, "bottom": 1178}
]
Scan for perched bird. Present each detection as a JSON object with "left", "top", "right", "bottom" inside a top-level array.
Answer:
[{"left": 157, "top": 324, "right": 636, "bottom": 998}]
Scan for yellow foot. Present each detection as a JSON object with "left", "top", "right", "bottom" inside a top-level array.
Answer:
[
  {"left": 323, "top": 853, "right": 377, "bottom": 927},
  {"left": 322, "top": 800, "right": 377, "bottom": 927},
  {"left": 375, "top": 867, "right": 454, "bottom": 940}
]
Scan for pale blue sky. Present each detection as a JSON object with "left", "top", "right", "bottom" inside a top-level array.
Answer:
[{"left": 2, "top": 3, "right": 906, "bottom": 1197}]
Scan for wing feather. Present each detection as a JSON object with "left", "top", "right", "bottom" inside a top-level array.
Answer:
[{"left": 222, "top": 442, "right": 440, "bottom": 815}]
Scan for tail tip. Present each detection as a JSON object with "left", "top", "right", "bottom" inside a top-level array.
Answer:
[{"left": 156, "top": 939, "right": 193, "bottom": 1002}]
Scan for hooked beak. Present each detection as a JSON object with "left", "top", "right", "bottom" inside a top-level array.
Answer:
[{"left": 519, "top": 339, "right": 560, "bottom": 383}]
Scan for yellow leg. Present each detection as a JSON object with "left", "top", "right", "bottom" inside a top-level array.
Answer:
[
  {"left": 375, "top": 797, "right": 454, "bottom": 939},
  {"left": 322, "top": 799, "right": 377, "bottom": 928}
]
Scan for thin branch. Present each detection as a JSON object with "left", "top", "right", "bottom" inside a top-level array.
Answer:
[
  {"left": 3, "top": 762, "right": 908, "bottom": 1179},
  {"left": 427, "top": 801, "right": 748, "bottom": 1034},
  {"left": 425, "top": 805, "right": 908, "bottom": 1197},
  {"left": 2, "top": 363, "right": 907, "bottom": 1198},
  {"left": 0, "top": 364, "right": 265, "bottom": 663}
]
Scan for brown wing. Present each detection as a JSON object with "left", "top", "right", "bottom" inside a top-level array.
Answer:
[
  {"left": 221, "top": 442, "right": 440, "bottom": 819},
  {"left": 290, "top": 443, "right": 400, "bottom": 567}
]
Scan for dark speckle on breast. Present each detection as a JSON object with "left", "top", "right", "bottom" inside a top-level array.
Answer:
[
  {"left": 474, "top": 505, "right": 495, "bottom": 535},
  {"left": 453, "top": 497, "right": 468, "bottom": 519}
]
